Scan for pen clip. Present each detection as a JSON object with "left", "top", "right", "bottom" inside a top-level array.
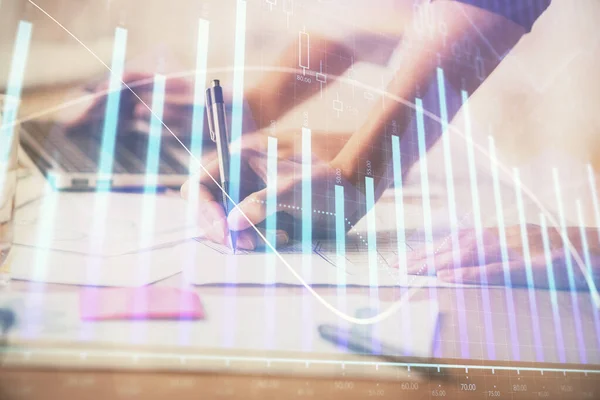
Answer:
[{"left": 205, "top": 88, "right": 216, "bottom": 142}]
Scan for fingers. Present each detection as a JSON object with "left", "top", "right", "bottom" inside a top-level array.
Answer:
[
  {"left": 227, "top": 190, "right": 269, "bottom": 232},
  {"left": 402, "top": 224, "right": 599, "bottom": 291},
  {"left": 435, "top": 254, "right": 587, "bottom": 290},
  {"left": 226, "top": 171, "right": 299, "bottom": 232},
  {"left": 192, "top": 182, "right": 229, "bottom": 245},
  {"left": 235, "top": 227, "right": 290, "bottom": 251},
  {"left": 437, "top": 262, "right": 510, "bottom": 285},
  {"left": 183, "top": 143, "right": 285, "bottom": 246},
  {"left": 181, "top": 159, "right": 230, "bottom": 245},
  {"left": 437, "top": 258, "right": 541, "bottom": 287},
  {"left": 60, "top": 92, "right": 105, "bottom": 127},
  {"left": 200, "top": 201, "right": 229, "bottom": 245},
  {"left": 406, "top": 229, "right": 480, "bottom": 274},
  {"left": 405, "top": 225, "right": 532, "bottom": 276}
]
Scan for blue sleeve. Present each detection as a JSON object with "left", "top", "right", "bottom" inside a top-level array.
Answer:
[{"left": 436, "top": 0, "right": 551, "bottom": 32}]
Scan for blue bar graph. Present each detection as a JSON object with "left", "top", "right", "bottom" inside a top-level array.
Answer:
[
  {"left": 144, "top": 74, "right": 166, "bottom": 191},
  {"left": 513, "top": 167, "right": 544, "bottom": 362},
  {"left": 2, "top": 21, "right": 32, "bottom": 100},
  {"left": 132, "top": 74, "right": 166, "bottom": 318},
  {"left": 138, "top": 74, "right": 165, "bottom": 244},
  {"left": 1, "top": 21, "right": 31, "bottom": 164},
  {"left": 365, "top": 176, "right": 381, "bottom": 354},
  {"left": 2, "top": 21, "right": 32, "bottom": 329},
  {"left": 302, "top": 127, "right": 313, "bottom": 256},
  {"left": 0, "top": 21, "right": 44, "bottom": 291},
  {"left": 266, "top": 137, "right": 278, "bottom": 258},
  {"left": 228, "top": 0, "right": 247, "bottom": 208},
  {"left": 184, "top": 19, "right": 210, "bottom": 225},
  {"left": 335, "top": 184, "right": 347, "bottom": 350},
  {"left": 461, "top": 90, "right": 495, "bottom": 360},
  {"left": 265, "top": 136, "right": 277, "bottom": 349},
  {"left": 488, "top": 135, "right": 520, "bottom": 361},
  {"left": 415, "top": 97, "right": 440, "bottom": 356},
  {"left": 334, "top": 185, "right": 347, "bottom": 289},
  {"left": 189, "top": 18, "right": 210, "bottom": 170},
  {"left": 88, "top": 27, "right": 128, "bottom": 283},
  {"left": 551, "top": 168, "right": 586, "bottom": 363},
  {"left": 415, "top": 98, "right": 435, "bottom": 276},
  {"left": 390, "top": 135, "right": 413, "bottom": 355},
  {"left": 97, "top": 27, "right": 127, "bottom": 179},
  {"left": 302, "top": 126, "right": 313, "bottom": 351},
  {"left": 391, "top": 135, "right": 407, "bottom": 275},
  {"left": 539, "top": 213, "right": 566, "bottom": 363},
  {"left": 31, "top": 193, "right": 59, "bottom": 283},
  {"left": 365, "top": 176, "right": 379, "bottom": 295},
  {"left": 437, "top": 68, "right": 469, "bottom": 358},
  {"left": 223, "top": 0, "right": 247, "bottom": 349},
  {"left": 576, "top": 200, "right": 600, "bottom": 350}
]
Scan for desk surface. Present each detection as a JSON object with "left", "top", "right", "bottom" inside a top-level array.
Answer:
[
  {"left": 7, "top": 272, "right": 600, "bottom": 365},
  {"left": 4, "top": 276, "right": 600, "bottom": 399}
]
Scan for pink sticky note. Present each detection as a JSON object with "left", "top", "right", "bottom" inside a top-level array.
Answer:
[{"left": 79, "top": 287, "right": 205, "bottom": 321}]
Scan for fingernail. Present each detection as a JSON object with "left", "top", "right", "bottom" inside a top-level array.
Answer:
[
  {"left": 237, "top": 236, "right": 255, "bottom": 250},
  {"left": 133, "top": 104, "right": 146, "bottom": 117},
  {"left": 180, "top": 181, "right": 189, "bottom": 199},
  {"left": 437, "top": 269, "right": 454, "bottom": 280},
  {"left": 227, "top": 208, "right": 244, "bottom": 230},
  {"left": 276, "top": 231, "right": 289, "bottom": 246}
]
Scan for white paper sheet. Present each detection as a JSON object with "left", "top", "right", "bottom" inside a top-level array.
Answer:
[
  {"left": 0, "top": 291, "right": 439, "bottom": 359},
  {"left": 184, "top": 239, "right": 470, "bottom": 288},
  {"left": 10, "top": 240, "right": 189, "bottom": 286},
  {"left": 14, "top": 192, "right": 203, "bottom": 256}
]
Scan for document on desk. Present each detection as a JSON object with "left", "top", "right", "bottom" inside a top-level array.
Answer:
[
  {"left": 13, "top": 192, "right": 203, "bottom": 256},
  {"left": 184, "top": 232, "right": 471, "bottom": 288},
  {"left": 10, "top": 240, "right": 187, "bottom": 286}
]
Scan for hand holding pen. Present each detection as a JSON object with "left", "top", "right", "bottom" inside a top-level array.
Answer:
[
  {"left": 181, "top": 79, "right": 364, "bottom": 251},
  {"left": 205, "top": 80, "right": 239, "bottom": 252}
]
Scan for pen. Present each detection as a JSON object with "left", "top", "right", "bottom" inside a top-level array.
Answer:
[
  {"left": 206, "top": 79, "right": 238, "bottom": 253},
  {"left": 318, "top": 323, "right": 439, "bottom": 380},
  {"left": 0, "top": 307, "right": 15, "bottom": 335},
  {"left": 318, "top": 324, "right": 402, "bottom": 357}
]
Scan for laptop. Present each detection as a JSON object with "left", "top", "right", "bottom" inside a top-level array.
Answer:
[{"left": 20, "top": 118, "right": 201, "bottom": 191}]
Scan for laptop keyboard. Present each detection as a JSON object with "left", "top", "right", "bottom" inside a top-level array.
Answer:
[{"left": 23, "top": 121, "right": 191, "bottom": 175}]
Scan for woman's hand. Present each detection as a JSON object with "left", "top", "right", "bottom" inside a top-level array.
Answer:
[
  {"left": 406, "top": 224, "right": 600, "bottom": 290},
  {"left": 181, "top": 130, "right": 364, "bottom": 251}
]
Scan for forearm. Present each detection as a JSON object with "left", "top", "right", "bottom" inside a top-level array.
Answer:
[
  {"left": 332, "top": 0, "right": 526, "bottom": 189},
  {"left": 246, "top": 35, "right": 354, "bottom": 130}
]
